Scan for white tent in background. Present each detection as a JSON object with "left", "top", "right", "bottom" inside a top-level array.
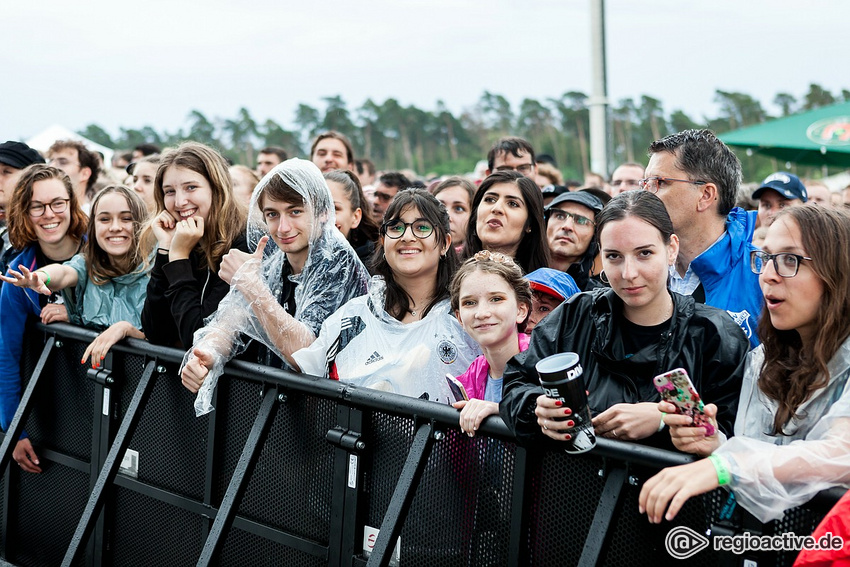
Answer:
[{"left": 25, "top": 124, "right": 114, "bottom": 167}]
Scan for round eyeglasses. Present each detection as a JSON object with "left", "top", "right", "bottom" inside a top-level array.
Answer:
[
  {"left": 382, "top": 218, "right": 434, "bottom": 239},
  {"left": 750, "top": 250, "right": 812, "bottom": 278},
  {"left": 28, "top": 199, "right": 70, "bottom": 217}
]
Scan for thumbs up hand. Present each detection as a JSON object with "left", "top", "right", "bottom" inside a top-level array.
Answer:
[
  {"left": 219, "top": 236, "right": 268, "bottom": 286},
  {"left": 182, "top": 348, "right": 215, "bottom": 393}
]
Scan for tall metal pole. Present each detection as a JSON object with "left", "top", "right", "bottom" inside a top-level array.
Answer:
[{"left": 589, "top": 0, "right": 609, "bottom": 177}]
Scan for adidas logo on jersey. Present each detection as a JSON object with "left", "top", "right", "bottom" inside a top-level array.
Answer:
[{"left": 365, "top": 351, "right": 383, "bottom": 365}]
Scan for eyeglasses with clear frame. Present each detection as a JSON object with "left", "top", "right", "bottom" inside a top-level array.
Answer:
[
  {"left": 750, "top": 250, "right": 812, "bottom": 278},
  {"left": 639, "top": 176, "right": 707, "bottom": 194},
  {"left": 382, "top": 218, "right": 434, "bottom": 239},
  {"left": 28, "top": 199, "right": 70, "bottom": 217},
  {"left": 546, "top": 208, "right": 595, "bottom": 226}
]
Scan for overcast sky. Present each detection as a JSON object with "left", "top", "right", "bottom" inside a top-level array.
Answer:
[{"left": 2, "top": 0, "right": 848, "bottom": 143}]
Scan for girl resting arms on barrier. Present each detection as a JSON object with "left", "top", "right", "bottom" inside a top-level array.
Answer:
[
  {"left": 500, "top": 191, "right": 748, "bottom": 450},
  {"left": 141, "top": 142, "right": 248, "bottom": 349},
  {"left": 449, "top": 251, "right": 532, "bottom": 437},
  {"left": 0, "top": 165, "right": 88, "bottom": 473},
  {"left": 2, "top": 185, "right": 150, "bottom": 368},
  {"left": 290, "top": 189, "right": 479, "bottom": 402},
  {"left": 640, "top": 206, "right": 850, "bottom": 523},
  {"left": 180, "top": 159, "right": 370, "bottom": 414}
]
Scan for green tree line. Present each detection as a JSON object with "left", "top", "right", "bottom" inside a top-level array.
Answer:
[{"left": 79, "top": 83, "right": 850, "bottom": 182}]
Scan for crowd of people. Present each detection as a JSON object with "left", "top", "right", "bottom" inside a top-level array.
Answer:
[{"left": 1, "top": 127, "right": 849, "bottom": 539}]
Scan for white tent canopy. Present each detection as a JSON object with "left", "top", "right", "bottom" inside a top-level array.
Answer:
[{"left": 25, "top": 124, "right": 114, "bottom": 167}]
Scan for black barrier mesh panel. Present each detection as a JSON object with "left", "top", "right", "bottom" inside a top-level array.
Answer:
[
  {"left": 218, "top": 528, "right": 326, "bottom": 567},
  {"left": 767, "top": 505, "right": 825, "bottom": 567},
  {"left": 523, "top": 451, "right": 606, "bottom": 566},
  {"left": 124, "top": 373, "right": 209, "bottom": 500},
  {"left": 11, "top": 464, "right": 89, "bottom": 567},
  {"left": 362, "top": 413, "right": 517, "bottom": 566},
  {"left": 364, "top": 411, "right": 415, "bottom": 532},
  {"left": 604, "top": 476, "right": 719, "bottom": 566},
  {"left": 24, "top": 341, "right": 93, "bottom": 461},
  {"left": 116, "top": 352, "right": 147, "bottom": 417},
  {"left": 233, "top": 393, "right": 336, "bottom": 544},
  {"left": 215, "top": 376, "right": 263, "bottom": 504},
  {"left": 111, "top": 487, "right": 204, "bottom": 565}
]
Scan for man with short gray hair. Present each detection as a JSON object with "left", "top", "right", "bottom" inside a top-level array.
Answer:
[{"left": 644, "top": 129, "right": 761, "bottom": 347}]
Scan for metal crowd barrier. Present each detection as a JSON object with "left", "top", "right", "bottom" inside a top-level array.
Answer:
[{"left": 0, "top": 322, "right": 843, "bottom": 567}]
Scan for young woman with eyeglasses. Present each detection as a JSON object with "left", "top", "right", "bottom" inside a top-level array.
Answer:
[
  {"left": 286, "top": 189, "right": 479, "bottom": 402},
  {"left": 501, "top": 191, "right": 748, "bottom": 451},
  {"left": 2, "top": 185, "right": 151, "bottom": 371},
  {"left": 640, "top": 205, "right": 850, "bottom": 524},
  {"left": 0, "top": 164, "right": 88, "bottom": 473}
]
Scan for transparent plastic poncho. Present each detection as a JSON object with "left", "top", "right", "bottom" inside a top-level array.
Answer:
[
  {"left": 182, "top": 158, "right": 369, "bottom": 415},
  {"left": 714, "top": 338, "right": 850, "bottom": 522}
]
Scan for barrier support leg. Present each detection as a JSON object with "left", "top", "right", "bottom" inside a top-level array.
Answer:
[
  {"left": 196, "top": 387, "right": 280, "bottom": 567},
  {"left": 366, "top": 421, "right": 435, "bottom": 567},
  {"left": 578, "top": 465, "right": 628, "bottom": 567},
  {"left": 508, "top": 446, "right": 529, "bottom": 566},
  {"left": 0, "top": 337, "right": 55, "bottom": 475},
  {"left": 61, "top": 360, "right": 157, "bottom": 567}
]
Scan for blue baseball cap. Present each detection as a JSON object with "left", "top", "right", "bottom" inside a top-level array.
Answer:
[
  {"left": 752, "top": 172, "right": 808, "bottom": 202},
  {"left": 526, "top": 268, "right": 581, "bottom": 301}
]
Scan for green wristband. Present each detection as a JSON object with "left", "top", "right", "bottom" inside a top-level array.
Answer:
[
  {"left": 708, "top": 454, "right": 732, "bottom": 486},
  {"left": 36, "top": 270, "right": 51, "bottom": 286}
]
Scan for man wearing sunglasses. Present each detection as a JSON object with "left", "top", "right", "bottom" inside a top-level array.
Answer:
[
  {"left": 644, "top": 129, "right": 761, "bottom": 348},
  {"left": 543, "top": 191, "right": 605, "bottom": 291}
]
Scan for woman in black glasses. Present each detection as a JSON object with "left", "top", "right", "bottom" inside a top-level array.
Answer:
[
  {"left": 641, "top": 205, "right": 850, "bottom": 524},
  {"left": 289, "top": 188, "right": 479, "bottom": 402},
  {"left": 501, "top": 191, "right": 747, "bottom": 451},
  {"left": 0, "top": 164, "right": 88, "bottom": 473}
]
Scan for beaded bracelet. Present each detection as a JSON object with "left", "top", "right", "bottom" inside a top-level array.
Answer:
[{"left": 708, "top": 454, "right": 732, "bottom": 486}]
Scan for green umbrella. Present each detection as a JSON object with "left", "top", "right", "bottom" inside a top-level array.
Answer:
[{"left": 719, "top": 101, "right": 850, "bottom": 167}]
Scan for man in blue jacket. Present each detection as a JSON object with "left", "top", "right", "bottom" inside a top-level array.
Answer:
[{"left": 643, "top": 129, "right": 761, "bottom": 348}]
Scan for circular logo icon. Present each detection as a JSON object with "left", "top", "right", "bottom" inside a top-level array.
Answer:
[
  {"left": 437, "top": 340, "right": 458, "bottom": 364},
  {"left": 806, "top": 117, "right": 850, "bottom": 146},
  {"left": 665, "top": 526, "right": 710, "bottom": 559}
]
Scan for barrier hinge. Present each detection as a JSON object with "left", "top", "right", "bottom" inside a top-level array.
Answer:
[
  {"left": 86, "top": 367, "right": 114, "bottom": 386},
  {"left": 325, "top": 426, "right": 366, "bottom": 452}
]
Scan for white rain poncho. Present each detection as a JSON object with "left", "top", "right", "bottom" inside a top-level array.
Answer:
[
  {"left": 714, "top": 337, "right": 850, "bottom": 522},
  {"left": 183, "top": 158, "right": 370, "bottom": 415},
  {"left": 292, "top": 275, "right": 481, "bottom": 404}
]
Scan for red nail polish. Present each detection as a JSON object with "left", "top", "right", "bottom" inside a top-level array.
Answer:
[
  {"left": 564, "top": 408, "right": 572, "bottom": 415},
  {"left": 554, "top": 400, "right": 563, "bottom": 407},
  {"left": 566, "top": 420, "right": 575, "bottom": 427},
  {"left": 565, "top": 434, "right": 572, "bottom": 440}
]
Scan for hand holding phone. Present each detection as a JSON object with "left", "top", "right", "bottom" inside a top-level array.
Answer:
[
  {"left": 653, "top": 368, "right": 716, "bottom": 437},
  {"left": 446, "top": 373, "right": 469, "bottom": 403}
]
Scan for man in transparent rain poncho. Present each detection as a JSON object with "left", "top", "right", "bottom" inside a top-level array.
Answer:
[{"left": 181, "top": 158, "right": 370, "bottom": 414}]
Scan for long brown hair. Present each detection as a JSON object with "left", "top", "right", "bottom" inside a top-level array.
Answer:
[
  {"left": 148, "top": 142, "right": 246, "bottom": 270},
  {"left": 85, "top": 185, "right": 150, "bottom": 284},
  {"left": 8, "top": 164, "right": 88, "bottom": 251},
  {"left": 757, "top": 205, "right": 850, "bottom": 434}
]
